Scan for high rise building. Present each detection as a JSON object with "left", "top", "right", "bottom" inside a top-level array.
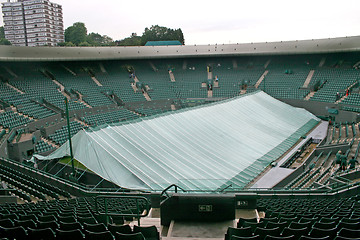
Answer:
[{"left": 2, "top": 0, "right": 64, "bottom": 46}]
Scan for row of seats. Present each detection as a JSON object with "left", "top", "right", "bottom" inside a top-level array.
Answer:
[
  {"left": 0, "top": 196, "right": 153, "bottom": 239},
  {"left": 48, "top": 121, "right": 87, "bottom": 146},
  {"left": 81, "top": 108, "right": 139, "bottom": 126},
  {"left": 0, "top": 162, "right": 70, "bottom": 199},
  {"left": 34, "top": 140, "right": 56, "bottom": 154},
  {"left": 227, "top": 196, "right": 360, "bottom": 239},
  {"left": 0, "top": 223, "right": 159, "bottom": 240},
  {"left": 0, "top": 111, "right": 33, "bottom": 130}
]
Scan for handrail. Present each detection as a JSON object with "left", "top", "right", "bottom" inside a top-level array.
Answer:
[
  {"left": 161, "top": 184, "right": 187, "bottom": 199},
  {"left": 219, "top": 184, "right": 233, "bottom": 193},
  {"left": 95, "top": 195, "right": 150, "bottom": 226}
]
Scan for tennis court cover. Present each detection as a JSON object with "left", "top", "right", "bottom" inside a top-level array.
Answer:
[{"left": 35, "top": 91, "right": 319, "bottom": 191}]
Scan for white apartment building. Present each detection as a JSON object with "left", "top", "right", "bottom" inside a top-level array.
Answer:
[{"left": 2, "top": 0, "right": 64, "bottom": 46}]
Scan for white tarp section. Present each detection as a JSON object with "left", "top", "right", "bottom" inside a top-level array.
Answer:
[{"left": 35, "top": 91, "right": 319, "bottom": 191}]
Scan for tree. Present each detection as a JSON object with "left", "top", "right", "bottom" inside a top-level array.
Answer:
[
  {"left": 115, "top": 33, "right": 141, "bottom": 46},
  {"left": 87, "top": 32, "right": 114, "bottom": 46},
  {"left": 0, "top": 38, "right": 11, "bottom": 45},
  {"left": 65, "top": 22, "right": 87, "bottom": 46},
  {"left": 0, "top": 26, "right": 11, "bottom": 45},
  {"left": 79, "top": 41, "right": 90, "bottom": 46},
  {"left": 0, "top": 26, "right": 5, "bottom": 39},
  {"left": 140, "top": 25, "right": 184, "bottom": 45}
]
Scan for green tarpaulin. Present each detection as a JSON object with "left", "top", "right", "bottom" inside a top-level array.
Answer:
[{"left": 34, "top": 91, "right": 319, "bottom": 191}]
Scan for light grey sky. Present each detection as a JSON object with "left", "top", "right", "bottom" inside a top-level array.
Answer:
[{"left": 1, "top": 0, "right": 360, "bottom": 45}]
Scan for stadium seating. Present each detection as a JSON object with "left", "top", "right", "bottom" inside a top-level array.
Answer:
[{"left": 48, "top": 121, "right": 87, "bottom": 146}]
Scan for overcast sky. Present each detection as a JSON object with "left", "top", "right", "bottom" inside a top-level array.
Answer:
[{"left": 1, "top": 0, "right": 360, "bottom": 45}]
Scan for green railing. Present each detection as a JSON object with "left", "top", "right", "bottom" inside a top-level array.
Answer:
[{"left": 95, "top": 195, "right": 150, "bottom": 225}]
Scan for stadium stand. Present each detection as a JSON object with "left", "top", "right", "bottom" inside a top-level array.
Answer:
[{"left": 0, "top": 38, "right": 360, "bottom": 239}]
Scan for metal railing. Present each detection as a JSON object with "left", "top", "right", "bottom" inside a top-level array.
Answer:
[{"left": 95, "top": 195, "right": 150, "bottom": 226}]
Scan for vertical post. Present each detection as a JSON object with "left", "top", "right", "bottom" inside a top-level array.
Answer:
[
  {"left": 136, "top": 199, "right": 141, "bottom": 226},
  {"left": 263, "top": 76, "right": 266, "bottom": 92},
  {"left": 64, "top": 97, "right": 75, "bottom": 177},
  {"left": 104, "top": 198, "right": 109, "bottom": 225}
]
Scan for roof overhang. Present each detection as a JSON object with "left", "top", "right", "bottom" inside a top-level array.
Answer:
[{"left": 1, "top": 36, "right": 360, "bottom": 62}]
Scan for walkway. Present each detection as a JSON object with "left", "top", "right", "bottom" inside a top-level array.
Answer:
[{"left": 251, "top": 121, "right": 329, "bottom": 189}]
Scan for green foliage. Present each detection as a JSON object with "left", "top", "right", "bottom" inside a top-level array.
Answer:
[
  {"left": 62, "top": 22, "right": 185, "bottom": 47},
  {"left": 0, "top": 26, "right": 5, "bottom": 39},
  {"left": 79, "top": 41, "right": 90, "bottom": 46},
  {"left": 0, "top": 38, "right": 11, "bottom": 45},
  {"left": 65, "top": 42, "right": 75, "bottom": 47},
  {"left": 64, "top": 22, "right": 87, "bottom": 46},
  {"left": 87, "top": 32, "right": 113, "bottom": 46},
  {"left": 57, "top": 42, "right": 66, "bottom": 46},
  {"left": 115, "top": 33, "right": 141, "bottom": 46},
  {"left": 140, "top": 25, "right": 184, "bottom": 45},
  {"left": 0, "top": 26, "right": 11, "bottom": 45}
]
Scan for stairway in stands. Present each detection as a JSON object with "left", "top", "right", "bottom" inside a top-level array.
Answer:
[
  {"left": 302, "top": 70, "right": 315, "bottom": 88},
  {"left": 255, "top": 70, "right": 269, "bottom": 88},
  {"left": 304, "top": 91, "right": 316, "bottom": 100}
]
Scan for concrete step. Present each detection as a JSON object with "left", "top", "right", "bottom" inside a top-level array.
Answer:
[
  {"left": 264, "top": 59, "right": 271, "bottom": 69},
  {"left": 52, "top": 79, "right": 65, "bottom": 92},
  {"left": 99, "top": 63, "right": 107, "bottom": 73},
  {"left": 255, "top": 70, "right": 269, "bottom": 88},
  {"left": 91, "top": 76, "right": 103, "bottom": 86},
  {"left": 62, "top": 65, "right": 76, "bottom": 76},
  {"left": 165, "top": 220, "right": 234, "bottom": 239},
  {"left": 319, "top": 57, "right": 326, "bottom": 67},
  {"left": 6, "top": 82, "right": 24, "bottom": 94},
  {"left": 304, "top": 91, "right": 316, "bottom": 100},
  {"left": 169, "top": 71, "right": 176, "bottom": 82},
  {"left": 303, "top": 70, "right": 315, "bottom": 88}
]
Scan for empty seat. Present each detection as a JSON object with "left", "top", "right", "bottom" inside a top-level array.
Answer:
[
  {"left": 313, "top": 222, "right": 337, "bottom": 230},
  {"left": 261, "top": 217, "right": 279, "bottom": 225},
  {"left": 254, "top": 227, "right": 281, "bottom": 238},
  {"left": 59, "top": 221, "right": 83, "bottom": 231},
  {"left": 83, "top": 222, "right": 107, "bottom": 233},
  {"left": 18, "top": 214, "right": 38, "bottom": 222},
  {"left": 37, "top": 215, "right": 57, "bottom": 222},
  {"left": 0, "top": 219, "right": 14, "bottom": 228},
  {"left": 78, "top": 216, "right": 97, "bottom": 224},
  {"left": 36, "top": 220, "right": 59, "bottom": 231},
  {"left": 115, "top": 232, "right": 145, "bottom": 240},
  {"left": 340, "top": 218, "right": 360, "bottom": 224},
  {"left": 238, "top": 218, "right": 258, "bottom": 228},
  {"left": 282, "top": 227, "right": 309, "bottom": 240},
  {"left": 266, "top": 221, "right": 288, "bottom": 232},
  {"left": 319, "top": 217, "right": 339, "bottom": 223},
  {"left": 14, "top": 219, "right": 37, "bottom": 229},
  {"left": 108, "top": 224, "right": 132, "bottom": 235},
  {"left": 230, "top": 235, "right": 261, "bottom": 240},
  {"left": 27, "top": 227, "right": 56, "bottom": 240},
  {"left": 243, "top": 222, "right": 265, "bottom": 232},
  {"left": 84, "top": 230, "right": 114, "bottom": 240},
  {"left": 334, "top": 236, "right": 360, "bottom": 240},
  {"left": 288, "top": 221, "right": 312, "bottom": 230},
  {"left": 58, "top": 216, "right": 76, "bottom": 223},
  {"left": 337, "top": 221, "right": 360, "bottom": 230},
  {"left": 56, "top": 229, "right": 85, "bottom": 240},
  {"left": 264, "top": 235, "right": 296, "bottom": 240},
  {"left": 308, "top": 227, "right": 337, "bottom": 239},
  {"left": 225, "top": 227, "right": 253, "bottom": 240},
  {"left": 298, "top": 236, "right": 330, "bottom": 240},
  {"left": 0, "top": 226, "right": 28, "bottom": 240},
  {"left": 337, "top": 227, "right": 360, "bottom": 238},
  {"left": 133, "top": 225, "right": 160, "bottom": 240}
]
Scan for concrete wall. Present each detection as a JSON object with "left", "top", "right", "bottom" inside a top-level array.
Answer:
[{"left": 1, "top": 36, "right": 360, "bottom": 62}]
